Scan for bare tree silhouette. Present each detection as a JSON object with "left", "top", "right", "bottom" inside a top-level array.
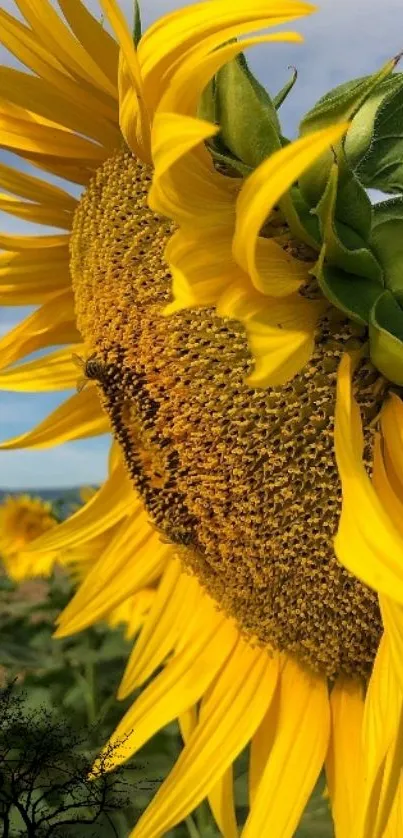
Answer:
[{"left": 0, "top": 683, "right": 132, "bottom": 837}]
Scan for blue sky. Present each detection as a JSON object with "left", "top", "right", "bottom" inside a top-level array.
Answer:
[{"left": 0, "top": 0, "right": 401, "bottom": 488}]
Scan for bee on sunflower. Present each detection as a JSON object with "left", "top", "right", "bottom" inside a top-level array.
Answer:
[{"left": 2, "top": 0, "right": 403, "bottom": 836}]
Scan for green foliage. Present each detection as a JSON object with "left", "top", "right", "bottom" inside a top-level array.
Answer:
[
  {"left": 370, "top": 198, "right": 403, "bottom": 301},
  {"left": 312, "top": 162, "right": 383, "bottom": 323},
  {"left": 215, "top": 52, "right": 281, "bottom": 168},
  {"left": 344, "top": 73, "right": 402, "bottom": 169},
  {"left": 298, "top": 55, "right": 398, "bottom": 206},
  {"left": 273, "top": 66, "right": 298, "bottom": 111},
  {"left": 353, "top": 72, "right": 403, "bottom": 194},
  {"left": 369, "top": 291, "right": 403, "bottom": 385},
  {"left": 133, "top": 0, "right": 142, "bottom": 48}
]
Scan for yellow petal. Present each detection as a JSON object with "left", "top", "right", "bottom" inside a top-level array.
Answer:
[
  {"left": 383, "top": 779, "right": 403, "bottom": 838},
  {"left": 373, "top": 433, "right": 403, "bottom": 541},
  {"left": 0, "top": 160, "right": 77, "bottom": 209},
  {"left": 325, "top": 677, "right": 364, "bottom": 838},
  {"left": 149, "top": 113, "right": 234, "bottom": 227},
  {"left": 178, "top": 705, "right": 238, "bottom": 838},
  {"left": 249, "top": 678, "right": 279, "bottom": 807},
  {"left": 27, "top": 154, "right": 94, "bottom": 187},
  {"left": 118, "top": 562, "right": 199, "bottom": 698},
  {"left": 155, "top": 31, "right": 302, "bottom": 121},
  {"left": 217, "top": 280, "right": 326, "bottom": 387},
  {"left": 233, "top": 124, "right": 348, "bottom": 289},
  {"left": 372, "top": 436, "right": 403, "bottom": 695},
  {"left": 334, "top": 353, "right": 403, "bottom": 602},
  {"left": 0, "top": 291, "right": 79, "bottom": 370},
  {"left": 0, "top": 113, "right": 109, "bottom": 161},
  {"left": 92, "top": 610, "right": 240, "bottom": 778},
  {"left": 57, "top": 0, "right": 119, "bottom": 88},
  {"left": 0, "top": 233, "right": 70, "bottom": 252},
  {"left": 99, "top": 0, "right": 150, "bottom": 160},
  {"left": 55, "top": 511, "right": 170, "bottom": 638},
  {"left": 355, "top": 635, "right": 403, "bottom": 838},
  {"left": 380, "top": 597, "right": 403, "bottom": 703},
  {"left": 118, "top": 52, "right": 148, "bottom": 162},
  {"left": 0, "top": 68, "right": 120, "bottom": 150},
  {"left": 0, "top": 7, "right": 66, "bottom": 76},
  {"left": 0, "top": 9, "right": 118, "bottom": 124},
  {"left": 163, "top": 227, "right": 245, "bottom": 314},
  {"left": 163, "top": 227, "right": 308, "bottom": 318},
  {"left": 106, "top": 590, "right": 152, "bottom": 639},
  {"left": 150, "top": 34, "right": 303, "bottom": 227},
  {"left": 14, "top": 0, "right": 117, "bottom": 97},
  {"left": 99, "top": 0, "right": 143, "bottom": 98},
  {"left": 207, "top": 768, "right": 238, "bottom": 838},
  {"left": 140, "top": 0, "right": 315, "bottom": 111},
  {"left": 0, "top": 386, "right": 108, "bottom": 450},
  {"left": 0, "top": 344, "right": 83, "bottom": 391},
  {"left": 242, "top": 657, "right": 329, "bottom": 838},
  {"left": 0, "top": 239, "right": 70, "bottom": 304},
  {"left": 25, "top": 458, "right": 133, "bottom": 552},
  {"left": 244, "top": 236, "right": 311, "bottom": 297},
  {"left": 0, "top": 192, "right": 72, "bottom": 229},
  {"left": 380, "top": 393, "right": 403, "bottom": 498},
  {"left": 130, "top": 641, "right": 278, "bottom": 838},
  {"left": 178, "top": 706, "right": 198, "bottom": 743}
]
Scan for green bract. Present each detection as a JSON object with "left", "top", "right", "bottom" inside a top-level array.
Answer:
[
  {"left": 133, "top": 0, "right": 142, "bottom": 47},
  {"left": 200, "top": 54, "right": 299, "bottom": 177},
  {"left": 201, "top": 45, "right": 403, "bottom": 385},
  {"left": 291, "top": 55, "right": 403, "bottom": 385},
  {"left": 273, "top": 66, "right": 298, "bottom": 110},
  {"left": 298, "top": 55, "right": 399, "bottom": 206},
  {"left": 215, "top": 52, "right": 281, "bottom": 168},
  {"left": 354, "top": 73, "right": 403, "bottom": 194}
]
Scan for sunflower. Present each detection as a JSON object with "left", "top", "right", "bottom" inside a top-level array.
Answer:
[
  {"left": 1, "top": 0, "right": 402, "bottom": 836},
  {"left": 0, "top": 493, "right": 57, "bottom": 580},
  {"left": 0, "top": 456, "right": 156, "bottom": 634}
]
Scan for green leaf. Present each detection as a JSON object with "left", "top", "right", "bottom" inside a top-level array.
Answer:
[
  {"left": 299, "top": 55, "right": 400, "bottom": 206},
  {"left": 273, "top": 66, "right": 298, "bottom": 110},
  {"left": 206, "top": 140, "right": 252, "bottom": 177},
  {"left": 197, "top": 78, "right": 217, "bottom": 124},
  {"left": 313, "top": 251, "right": 383, "bottom": 324},
  {"left": 371, "top": 198, "right": 403, "bottom": 300},
  {"left": 215, "top": 52, "right": 281, "bottom": 168},
  {"left": 335, "top": 145, "right": 373, "bottom": 241},
  {"left": 356, "top": 73, "right": 403, "bottom": 193},
  {"left": 296, "top": 775, "right": 333, "bottom": 837},
  {"left": 344, "top": 73, "right": 402, "bottom": 167},
  {"left": 369, "top": 290, "right": 403, "bottom": 385},
  {"left": 279, "top": 186, "right": 321, "bottom": 251},
  {"left": 133, "top": 0, "right": 142, "bottom": 47},
  {"left": 314, "top": 164, "right": 383, "bottom": 284}
]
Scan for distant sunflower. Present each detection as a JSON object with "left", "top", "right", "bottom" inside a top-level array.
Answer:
[
  {"left": 3, "top": 1, "right": 403, "bottom": 837},
  {"left": 0, "top": 494, "right": 57, "bottom": 580},
  {"left": 0, "top": 452, "right": 157, "bottom": 632}
]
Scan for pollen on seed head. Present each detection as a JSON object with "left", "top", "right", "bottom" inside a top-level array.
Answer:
[{"left": 70, "top": 147, "right": 383, "bottom": 679}]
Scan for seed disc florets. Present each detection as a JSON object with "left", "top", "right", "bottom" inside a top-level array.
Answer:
[{"left": 71, "top": 148, "right": 384, "bottom": 678}]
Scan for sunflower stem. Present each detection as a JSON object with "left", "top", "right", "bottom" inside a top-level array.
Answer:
[
  {"left": 195, "top": 800, "right": 212, "bottom": 834},
  {"left": 84, "top": 656, "right": 97, "bottom": 726},
  {"left": 185, "top": 815, "right": 200, "bottom": 838}
]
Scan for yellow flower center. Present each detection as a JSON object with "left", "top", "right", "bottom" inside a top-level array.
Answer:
[{"left": 71, "top": 147, "right": 384, "bottom": 679}]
